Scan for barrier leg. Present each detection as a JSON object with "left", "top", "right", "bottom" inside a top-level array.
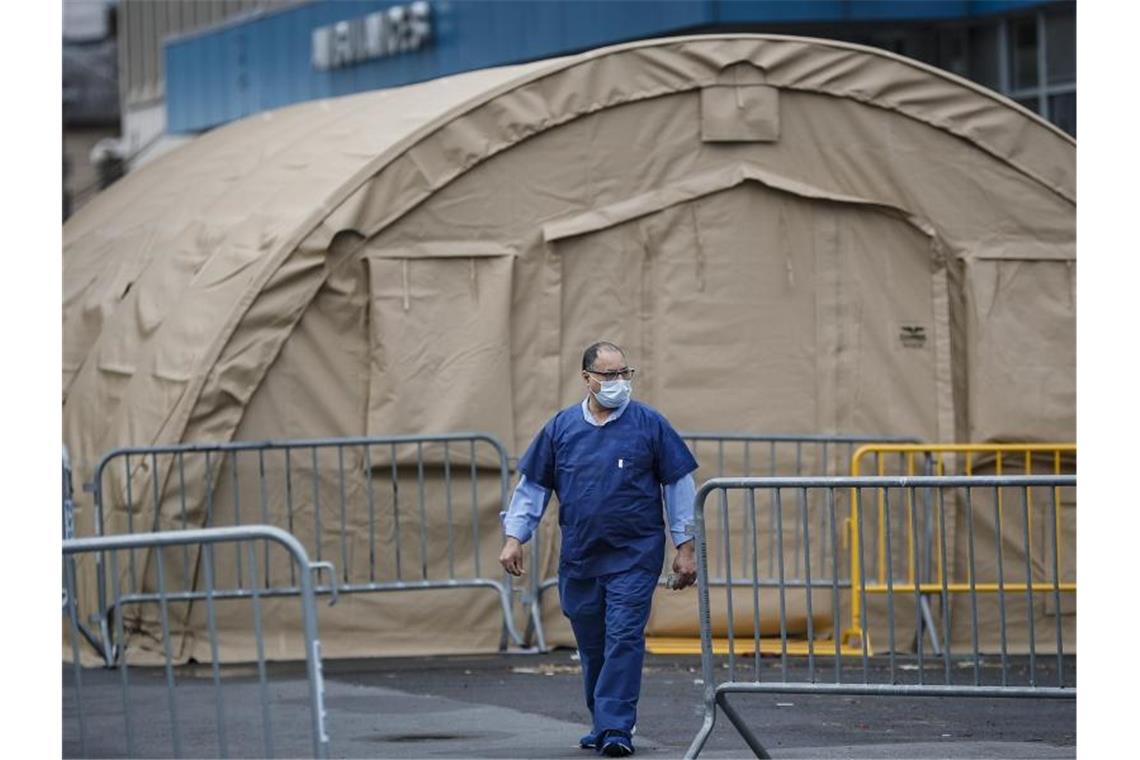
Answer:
[
  {"left": 493, "top": 580, "right": 532, "bottom": 650},
  {"left": 523, "top": 588, "right": 548, "bottom": 652},
  {"left": 683, "top": 698, "right": 717, "bottom": 759},
  {"left": 534, "top": 578, "right": 559, "bottom": 645},
  {"left": 498, "top": 612, "right": 510, "bottom": 652},
  {"left": 70, "top": 616, "right": 106, "bottom": 662},
  {"left": 521, "top": 588, "right": 536, "bottom": 647},
  {"left": 507, "top": 576, "right": 549, "bottom": 652},
  {"left": 718, "top": 690, "right": 771, "bottom": 759},
  {"left": 920, "top": 595, "right": 942, "bottom": 656},
  {"left": 99, "top": 605, "right": 116, "bottom": 666}
]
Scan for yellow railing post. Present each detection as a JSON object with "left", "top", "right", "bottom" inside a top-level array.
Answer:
[
  {"left": 1025, "top": 449, "right": 1034, "bottom": 583},
  {"left": 1054, "top": 449, "right": 1063, "bottom": 574},
  {"left": 877, "top": 454, "right": 886, "bottom": 585},
  {"left": 905, "top": 451, "right": 915, "bottom": 587},
  {"left": 995, "top": 451, "right": 1007, "bottom": 591},
  {"left": 846, "top": 446, "right": 871, "bottom": 650}
]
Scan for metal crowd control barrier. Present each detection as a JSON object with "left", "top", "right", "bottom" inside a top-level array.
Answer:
[
  {"left": 64, "top": 446, "right": 104, "bottom": 655},
  {"left": 64, "top": 446, "right": 75, "bottom": 541},
  {"left": 846, "top": 443, "right": 1076, "bottom": 653},
  {"left": 685, "top": 475, "right": 1076, "bottom": 759},
  {"left": 685, "top": 434, "right": 921, "bottom": 588},
  {"left": 63, "top": 526, "right": 331, "bottom": 759},
  {"left": 530, "top": 434, "right": 919, "bottom": 651},
  {"left": 83, "top": 433, "right": 541, "bottom": 664}
]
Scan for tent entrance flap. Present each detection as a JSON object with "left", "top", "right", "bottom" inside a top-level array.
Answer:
[
  {"left": 545, "top": 170, "right": 948, "bottom": 441},
  {"left": 364, "top": 246, "right": 517, "bottom": 452}
]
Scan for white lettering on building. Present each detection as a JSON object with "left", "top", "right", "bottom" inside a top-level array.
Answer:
[{"left": 312, "top": 1, "right": 432, "bottom": 71}]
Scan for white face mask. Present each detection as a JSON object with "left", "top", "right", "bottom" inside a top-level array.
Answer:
[{"left": 594, "top": 378, "right": 632, "bottom": 408}]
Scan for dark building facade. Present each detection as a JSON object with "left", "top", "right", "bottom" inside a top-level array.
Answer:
[{"left": 63, "top": 1, "right": 121, "bottom": 218}]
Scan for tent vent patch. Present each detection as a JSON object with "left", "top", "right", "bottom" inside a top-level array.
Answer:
[{"left": 899, "top": 324, "right": 927, "bottom": 349}]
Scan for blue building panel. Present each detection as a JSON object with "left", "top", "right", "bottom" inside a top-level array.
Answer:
[
  {"left": 164, "top": 0, "right": 1057, "bottom": 134},
  {"left": 715, "top": 1, "right": 853, "bottom": 23},
  {"left": 165, "top": 0, "right": 714, "bottom": 132},
  {"left": 714, "top": 0, "right": 1045, "bottom": 23},
  {"left": 842, "top": 1, "right": 971, "bottom": 20},
  {"left": 209, "top": 34, "right": 229, "bottom": 125},
  {"left": 967, "top": 1, "right": 1049, "bottom": 15}
]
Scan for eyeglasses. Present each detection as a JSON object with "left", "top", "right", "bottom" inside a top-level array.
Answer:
[{"left": 586, "top": 367, "right": 636, "bottom": 381}]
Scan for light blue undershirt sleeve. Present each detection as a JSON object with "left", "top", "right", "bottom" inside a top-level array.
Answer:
[
  {"left": 663, "top": 472, "right": 697, "bottom": 548},
  {"left": 500, "top": 474, "right": 551, "bottom": 544}
]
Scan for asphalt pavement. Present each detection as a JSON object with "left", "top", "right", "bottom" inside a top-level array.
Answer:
[{"left": 64, "top": 650, "right": 1076, "bottom": 758}]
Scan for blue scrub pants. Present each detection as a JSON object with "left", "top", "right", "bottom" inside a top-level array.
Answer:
[{"left": 559, "top": 567, "right": 659, "bottom": 738}]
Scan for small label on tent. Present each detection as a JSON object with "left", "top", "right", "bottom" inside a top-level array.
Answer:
[{"left": 899, "top": 324, "right": 927, "bottom": 349}]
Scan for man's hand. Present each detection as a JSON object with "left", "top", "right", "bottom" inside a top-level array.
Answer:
[
  {"left": 671, "top": 541, "right": 697, "bottom": 590},
  {"left": 499, "top": 537, "right": 525, "bottom": 576}
]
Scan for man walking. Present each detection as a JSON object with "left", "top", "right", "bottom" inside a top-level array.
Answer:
[{"left": 499, "top": 341, "right": 699, "bottom": 757}]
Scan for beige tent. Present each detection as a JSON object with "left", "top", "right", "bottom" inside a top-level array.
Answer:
[{"left": 63, "top": 34, "right": 1075, "bottom": 663}]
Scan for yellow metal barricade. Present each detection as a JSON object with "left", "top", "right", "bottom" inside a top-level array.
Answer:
[{"left": 844, "top": 443, "right": 1076, "bottom": 652}]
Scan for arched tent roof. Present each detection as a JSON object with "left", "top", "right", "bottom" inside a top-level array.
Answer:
[{"left": 63, "top": 33, "right": 1075, "bottom": 472}]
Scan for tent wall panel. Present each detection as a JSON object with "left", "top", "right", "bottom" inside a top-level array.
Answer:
[
  {"left": 964, "top": 257, "right": 1076, "bottom": 443},
  {"left": 235, "top": 258, "right": 371, "bottom": 442}
]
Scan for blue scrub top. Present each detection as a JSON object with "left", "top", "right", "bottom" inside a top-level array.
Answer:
[{"left": 517, "top": 399, "right": 698, "bottom": 579}]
